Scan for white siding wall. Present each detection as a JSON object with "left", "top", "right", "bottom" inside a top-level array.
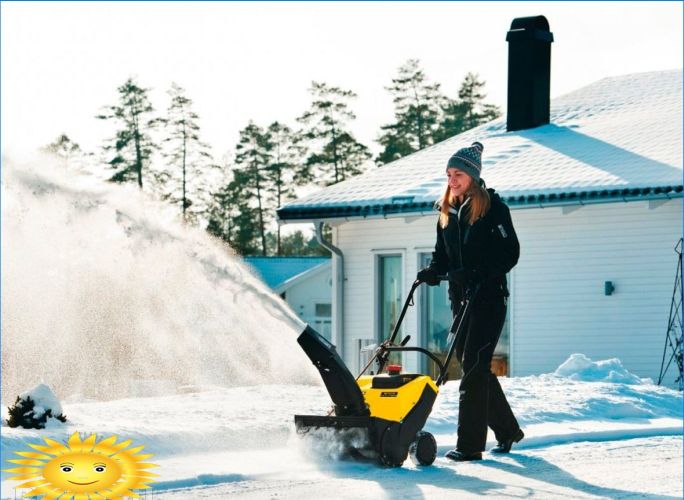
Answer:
[
  {"left": 334, "top": 198, "right": 682, "bottom": 385},
  {"left": 511, "top": 198, "right": 682, "bottom": 385},
  {"left": 285, "top": 268, "right": 332, "bottom": 337}
]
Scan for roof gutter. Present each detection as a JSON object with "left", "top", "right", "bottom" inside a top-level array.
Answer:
[
  {"left": 512, "top": 191, "right": 680, "bottom": 210},
  {"left": 315, "top": 221, "right": 344, "bottom": 358},
  {"left": 278, "top": 187, "right": 682, "bottom": 223}
]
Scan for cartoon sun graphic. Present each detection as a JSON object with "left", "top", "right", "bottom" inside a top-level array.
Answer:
[{"left": 3, "top": 431, "right": 158, "bottom": 499}]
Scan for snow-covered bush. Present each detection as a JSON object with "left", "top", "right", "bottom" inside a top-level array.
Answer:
[{"left": 6, "top": 383, "right": 67, "bottom": 429}]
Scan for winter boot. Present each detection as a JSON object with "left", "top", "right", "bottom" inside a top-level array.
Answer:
[
  {"left": 445, "top": 449, "right": 482, "bottom": 462},
  {"left": 490, "top": 428, "right": 524, "bottom": 454}
]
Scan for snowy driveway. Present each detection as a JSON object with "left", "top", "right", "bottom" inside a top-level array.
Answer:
[
  {"left": 156, "top": 436, "right": 682, "bottom": 499},
  {"left": 3, "top": 375, "right": 682, "bottom": 499}
]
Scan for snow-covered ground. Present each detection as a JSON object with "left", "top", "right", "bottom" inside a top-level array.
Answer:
[{"left": 3, "top": 369, "right": 682, "bottom": 499}]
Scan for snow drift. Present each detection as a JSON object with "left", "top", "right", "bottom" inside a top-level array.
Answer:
[
  {"left": 1, "top": 156, "right": 317, "bottom": 402},
  {"left": 553, "top": 353, "right": 650, "bottom": 385}
]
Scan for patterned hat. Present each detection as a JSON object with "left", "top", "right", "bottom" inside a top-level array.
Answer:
[{"left": 446, "top": 141, "right": 484, "bottom": 181}]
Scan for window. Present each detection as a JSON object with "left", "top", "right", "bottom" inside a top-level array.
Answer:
[
  {"left": 313, "top": 303, "right": 332, "bottom": 341},
  {"left": 378, "top": 255, "right": 402, "bottom": 344},
  {"left": 315, "top": 303, "right": 332, "bottom": 317}
]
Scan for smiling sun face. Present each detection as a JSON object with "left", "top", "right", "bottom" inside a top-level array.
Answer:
[
  {"left": 3, "top": 432, "right": 157, "bottom": 499},
  {"left": 43, "top": 452, "right": 122, "bottom": 493}
]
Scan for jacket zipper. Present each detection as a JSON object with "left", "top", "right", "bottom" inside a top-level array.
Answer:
[{"left": 455, "top": 198, "right": 470, "bottom": 269}]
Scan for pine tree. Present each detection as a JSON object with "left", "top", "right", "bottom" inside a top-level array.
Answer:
[
  {"left": 96, "top": 78, "right": 157, "bottom": 188},
  {"left": 376, "top": 59, "right": 446, "bottom": 165},
  {"left": 43, "top": 134, "right": 82, "bottom": 166},
  {"left": 156, "top": 83, "right": 216, "bottom": 224},
  {"left": 297, "top": 81, "right": 370, "bottom": 186},
  {"left": 375, "top": 123, "right": 414, "bottom": 165},
  {"left": 458, "top": 72, "right": 501, "bottom": 130},
  {"left": 436, "top": 72, "right": 501, "bottom": 141},
  {"left": 265, "top": 121, "right": 305, "bottom": 255},
  {"left": 267, "top": 231, "right": 305, "bottom": 256},
  {"left": 234, "top": 122, "right": 272, "bottom": 256},
  {"left": 266, "top": 229, "right": 332, "bottom": 257},
  {"left": 330, "top": 132, "right": 371, "bottom": 181},
  {"left": 207, "top": 171, "right": 261, "bottom": 255}
]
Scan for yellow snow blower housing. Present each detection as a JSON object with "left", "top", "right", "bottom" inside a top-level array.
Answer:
[
  {"left": 295, "top": 279, "right": 480, "bottom": 468},
  {"left": 357, "top": 374, "right": 439, "bottom": 423}
]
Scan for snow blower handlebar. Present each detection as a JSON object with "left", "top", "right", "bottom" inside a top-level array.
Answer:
[
  {"left": 386, "top": 279, "right": 423, "bottom": 346},
  {"left": 372, "top": 278, "right": 423, "bottom": 376},
  {"left": 361, "top": 276, "right": 480, "bottom": 385},
  {"left": 435, "top": 282, "right": 480, "bottom": 385}
]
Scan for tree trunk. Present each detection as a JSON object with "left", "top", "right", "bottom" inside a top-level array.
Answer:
[
  {"left": 130, "top": 98, "right": 144, "bottom": 189},
  {"left": 253, "top": 156, "right": 266, "bottom": 256},
  {"left": 276, "top": 144, "right": 282, "bottom": 256},
  {"left": 412, "top": 83, "right": 425, "bottom": 150},
  {"left": 133, "top": 123, "right": 143, "bottom": 189},
  {"left": 329, "top": 108, "right": 339, "bottom": 183},
  {"left": 182, "top": 122, "right": 187, "bottom": 220}
]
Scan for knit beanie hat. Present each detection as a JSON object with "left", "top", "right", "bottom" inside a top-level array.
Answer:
[{"left": 446, "top": 141, "right": 484, "bottom": 182}]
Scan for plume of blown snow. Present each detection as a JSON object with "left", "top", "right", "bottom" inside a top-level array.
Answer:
[{"left": 1, "top": 154, "right": 318, "bottom": 402}]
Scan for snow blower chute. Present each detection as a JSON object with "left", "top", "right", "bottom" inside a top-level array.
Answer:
[{"left": 295, "top": 277, "right": 478, "bottom": 467}]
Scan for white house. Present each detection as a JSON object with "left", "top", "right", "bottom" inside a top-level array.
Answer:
[
  {"left": 277, "top": 18, "right": 682, "bottom": 386},
  {"left": 244, "top": 257, "right": 333, "bottom": 340}
]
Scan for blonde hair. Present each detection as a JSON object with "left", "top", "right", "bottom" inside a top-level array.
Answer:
[{"left": 439, "top": 181, "right": 491, "bottom": 228}]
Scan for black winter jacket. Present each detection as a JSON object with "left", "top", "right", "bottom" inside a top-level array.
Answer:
[{"left": 428, "top": 188, "right": 519, "bottom": 298}]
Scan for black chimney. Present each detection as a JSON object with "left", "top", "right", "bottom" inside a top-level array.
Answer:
[{"left": 506, "top": 16, "right": 554, "bottom": 132}]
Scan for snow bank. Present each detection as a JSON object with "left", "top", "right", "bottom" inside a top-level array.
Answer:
[
  {"left": 427, "top": 356, "right": 682, "bottom": 440},
  {"left": 553, "top": 353, "right": 650, "bottom": 385}
]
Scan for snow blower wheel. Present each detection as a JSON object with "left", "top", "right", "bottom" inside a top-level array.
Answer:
[{"left": 409, "top": 431, "right": 437, "bottom": 466}]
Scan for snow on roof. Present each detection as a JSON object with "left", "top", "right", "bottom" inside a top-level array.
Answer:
[
  {"left": 278, "top": 70, "right": 683, "bottom": 221},
  {"left": 244, "top": 256, "right": 331, "bottom": 290}
]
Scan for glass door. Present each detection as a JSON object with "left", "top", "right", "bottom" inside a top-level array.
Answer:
[
  {"left": 378, "top": 255, "right": 402, "bottom": 365},
  {"left": 419, "top": 254, "right": 458, "bottom": 380},
  {"left": 419, "top": 253, "right": 511, "bottom": 379}
]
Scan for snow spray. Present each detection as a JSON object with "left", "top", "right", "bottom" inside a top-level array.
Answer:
[
  {"left": 1, "top": 156, "right": 318, "bottom": 402},
  {"left": 292, "top": 426, "right": 375, "bottom": 462}
]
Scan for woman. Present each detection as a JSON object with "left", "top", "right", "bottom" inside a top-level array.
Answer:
[{"left": 416, "top": 141, "right": 524, "bottom": 462}]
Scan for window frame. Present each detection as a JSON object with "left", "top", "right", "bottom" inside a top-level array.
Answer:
[{"left": 372, "top": 250, "right": 406, "bottom": 345}]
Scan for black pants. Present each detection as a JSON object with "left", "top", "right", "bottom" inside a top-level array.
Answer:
[{"left": 450, "top": 288, "right": 520, "bottom": 453}]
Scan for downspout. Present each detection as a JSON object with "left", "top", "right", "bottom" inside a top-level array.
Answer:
[{"left": 315, "top": 220, "right": 344, "bottom": 358}]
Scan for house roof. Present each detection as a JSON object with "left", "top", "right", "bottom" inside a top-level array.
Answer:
[
  {"left": 244, "top": 256, "right": 331, "bottom": 290},
  {"left": 277, "top": 69, "right": 683, "bottom": 222}
]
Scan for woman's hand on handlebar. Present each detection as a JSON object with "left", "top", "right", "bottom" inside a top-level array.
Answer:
[{"left": 416, "top": 267, "right": 440, "bottom": 286}]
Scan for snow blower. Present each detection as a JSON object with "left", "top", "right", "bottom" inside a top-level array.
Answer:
[{"left": 295, "top": 277, "right": 478, "bottom": 467}]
